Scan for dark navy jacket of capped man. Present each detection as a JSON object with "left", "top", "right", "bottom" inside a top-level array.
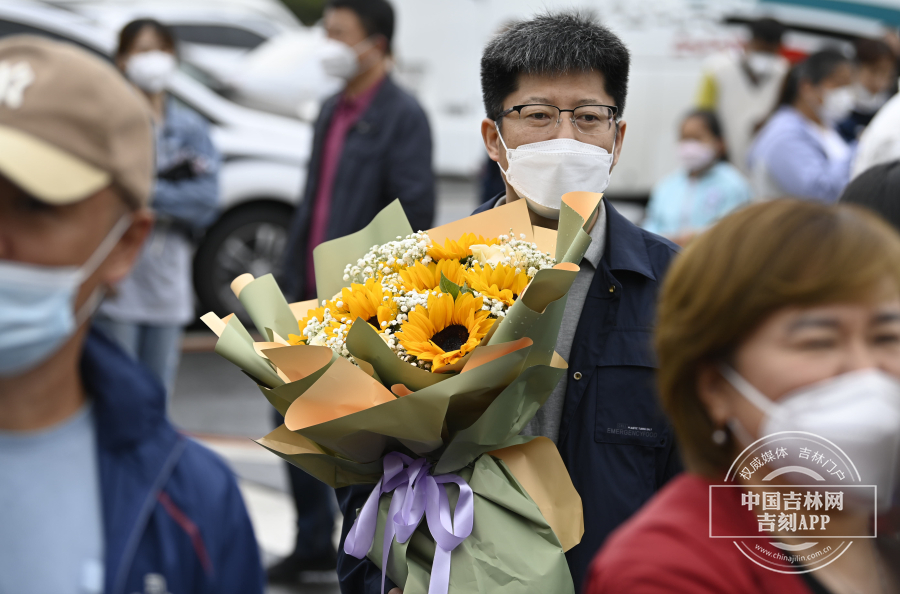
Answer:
[{"left": 335, "top": 194, "right": 683, "bottom": 593}]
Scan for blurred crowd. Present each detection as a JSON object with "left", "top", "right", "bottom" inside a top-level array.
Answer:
[
  {"left": 2, "top": 0, "right": 900, "bottom": 593},
  {"left": 645, "top": 17, "right": 900, "bottom": 245}
]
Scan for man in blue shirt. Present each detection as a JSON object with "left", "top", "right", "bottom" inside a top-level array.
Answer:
[
  {"left": 336, "top": 12, "right": 682, "bottom": 593},
  {"left": 0, "top": 36, "right": 264, "bottom": 594}
]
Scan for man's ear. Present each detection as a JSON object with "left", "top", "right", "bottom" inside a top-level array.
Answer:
[
  {"left": 100, "top": 209, "right": 154, "bottom": 286},
  {"left": 611, "top": 120, "right": 626, "bottom": 170},
  {"left": 696, "top": 362, "right": 733, "bottom": 428},
  {"left": 481, "top": 117, "right": 501, "bottom": 162}
]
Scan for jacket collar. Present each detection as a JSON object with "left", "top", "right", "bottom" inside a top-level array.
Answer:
[
  {"left": 354, "top": 75, "right": 398, "bottom": 132},
  {"left": 81, "top": 325, "right": 168, "bottom": 451},
  {"left": 601, "top": 199, "right": 657, "bottom": 281}
]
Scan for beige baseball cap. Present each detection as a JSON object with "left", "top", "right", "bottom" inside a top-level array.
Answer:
[{"left": 0, "top": 35, "right": 153, "bottom": 207}]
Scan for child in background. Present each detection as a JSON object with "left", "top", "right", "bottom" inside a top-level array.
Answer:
[{"left": 643, "top": 110, "right": 751, "bottom": 245}]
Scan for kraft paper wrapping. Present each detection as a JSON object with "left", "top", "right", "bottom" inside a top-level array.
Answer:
[{"left": 200, "top": 192, "right": 604, "bottom": 593}]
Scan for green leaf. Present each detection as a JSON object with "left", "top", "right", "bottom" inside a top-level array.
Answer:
[
  {"left": 459, "top": 281, "right": 474, "bottom": 296},
  {"left": 439, "top": 272, "right": 461, "bottom": 300}
]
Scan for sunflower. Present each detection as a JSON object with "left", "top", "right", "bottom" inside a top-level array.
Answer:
[
  {"left": 398, "top": 259, "right": 467, "bottom": 292},
  {"left": 427, "top": 233, "right": 500, "bottom": 261},
  {"left": 288, "top": 304, "right": 334, "bottom": 345},
  {"left": 396, "top": 292, "right": 494, "bottom": 371},
  {"left": 466, "top": 263, "right": 530, "bottom": 307},
  {"left": 332, "top": 277, "right": 397, "bottom": 330}
]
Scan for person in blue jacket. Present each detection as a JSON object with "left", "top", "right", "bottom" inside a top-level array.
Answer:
[
  {"left": 96, "top": 19, "right": 220, "bottom": 399},
  {"left": 335, "top": 13, "right": 683, "bottom": 593},
  {"left": 747, "top": 49, "right": 856, "bottom": 202},
  {"left": 0, "top": 36, "right": 264, "bottom": 594}
]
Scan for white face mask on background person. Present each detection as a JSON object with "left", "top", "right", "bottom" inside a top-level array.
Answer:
[
  {"left": 318, "top": 37, "right": 375, "bottom": 81},
  {"left": 126, "top": 50, "right": 177, "bottom": 94},
  {"left": 817, "top": 85, "right": 856, "bottom": 126},
  {"left": 852, "top": 82, "right": 890, "bottom": 115},
  {"left": 495, "top": 124, "right": 615, "bottom": 220},
  {"left": 677, "top": 140, "right": 717, "bottom": 173},
  {"left": 720, "top": 365, "right": 900, "bottom": 512},
  {"left": 0, "top": 216, "right": 132, "bottom": 377},
  {"left": 745, "top": 51, "right": 780, "bottom": 78}
]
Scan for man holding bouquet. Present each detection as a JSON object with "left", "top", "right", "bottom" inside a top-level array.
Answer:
[
  {"left": 336, "top": 11, "right": 682, "bottom": 593},
  {"left": 474, "top": 13, "right": 683, "bottom": 589}
]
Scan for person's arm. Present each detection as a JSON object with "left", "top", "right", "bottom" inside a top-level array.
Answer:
[
  {"left": 762, "top": 129, "right": 851, "bottom": 202},
  {"left": 385, "top": 101, "right": 435, "bottom": 234},
  {"left": 207, "top": 472, "right": 266, "bottom": 593},
  {"left": 336, "top": 484, "right": 400, "bottom": 593},
  {"left": 153, "top": 118, "right": 221, "bottom": 228}
]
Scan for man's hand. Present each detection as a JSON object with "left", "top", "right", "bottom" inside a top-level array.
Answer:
[{"left": 388, "top": 589, "right": 403, "bottom": 594}]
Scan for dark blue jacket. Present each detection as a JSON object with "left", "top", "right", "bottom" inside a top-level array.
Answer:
[
  {"left": 335, "top": 197, "right": 682, "bottom": 593},
  {"left": 280, "top": 76, "right": 436, "bottom": 301},
  {"left": 82, "top": 326, "right": 265, "bottom": 594}
]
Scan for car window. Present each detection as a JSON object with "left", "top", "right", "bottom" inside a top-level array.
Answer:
[
  {"left": 0, "top": 18, "right": 111, "bottom": 61},
  {"left": 169, "top": 24, "right": 265, "bottom": 49}
]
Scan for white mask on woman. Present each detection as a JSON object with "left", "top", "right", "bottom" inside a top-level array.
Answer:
[
  {"left": 721, "top": 365, "right": 900, "bottom": 511},
  {"left": 126, "top": 50, "right": 176, "bottom": 94},
  {"left": 818, "top": 85, "right": 856, "bottom": 126}
]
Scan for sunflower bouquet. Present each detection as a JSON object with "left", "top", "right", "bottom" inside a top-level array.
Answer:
[
  {"left": 200, "top": 193, "right": 603, "bottom": 594},
  {"left": 289, "top": 229, "right": 555, "bottom": 371}
]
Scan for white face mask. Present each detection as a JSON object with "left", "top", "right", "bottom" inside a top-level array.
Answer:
[
  {"left": 745, "top": 51, "right": 780, "bottom": 78},
  {"left": 0, "top": 216, "right": 131, "bottom": 376},
  {"left": 319, "top": 37, "right": 375, "bottom": 81},
  {"left": 721, "top": 365, "right": 900, "bottom": 511},
  {"left": 126, "top": 50, "right": 177, "bottom": 94},
  {"left": 817, "top": 85, "right": 855, "bottom": 126},
  {"left": 853, "top": 82, "right": 889, "bottom": 114},
  {"left": 495, "top": 124, "right": 615, "bottom": 220},
  {"left": 677, "top": 140, "right": 717, "bottom": 172}
]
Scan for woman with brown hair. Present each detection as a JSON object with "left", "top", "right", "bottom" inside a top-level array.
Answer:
[{"left": 585, "top": 200, "right": 900, "bottom": 594}]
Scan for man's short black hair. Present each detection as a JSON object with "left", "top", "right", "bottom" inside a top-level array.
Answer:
[
  {"left": 326, "top": 0, "right": 394, "bottom": 52},
  {"left": 480, "top": 12, "right": 630, "bottom": 121},
  {"left": 855, "top": 38, "right": 894, "bottom": 66},
  {"left": 749, "top": 18, "right": 785, "bottom": 46},
  {"left": 840, "top": 160, "right": 900, "bottom": 232}
]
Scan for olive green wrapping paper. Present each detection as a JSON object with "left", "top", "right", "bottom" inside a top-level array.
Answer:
[
  {"left": 199, "top": 192, "right": 602, "bottom": 593},
  {"left": 312, "top": 199, "right": 414, "bottom": 303},
  {"left": 366, "top": 455, "right": 575, "bottom": 594}
]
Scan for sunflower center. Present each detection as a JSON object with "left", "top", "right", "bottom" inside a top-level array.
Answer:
[
  {"left": 366, "top": 315, "right": 380, "bottom": 328},
  {"left": 431, "top": 324, "right": 469, "bottom": 353}
]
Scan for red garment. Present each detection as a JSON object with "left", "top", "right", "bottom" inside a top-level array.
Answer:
[
  {"left": 584, "top": 474, "right": 814, "bottom": 594},
  {"left": 305, "top": 78, "right": 384, "bottom": 292}
]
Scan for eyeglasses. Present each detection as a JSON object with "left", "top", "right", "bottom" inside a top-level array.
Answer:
[{"left": 495, "top": 104, "right": 618, "bottom": 136}]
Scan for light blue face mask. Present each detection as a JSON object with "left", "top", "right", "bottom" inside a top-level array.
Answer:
[{"left": 0, "top": 216, "right": 132, "bottom": 377}]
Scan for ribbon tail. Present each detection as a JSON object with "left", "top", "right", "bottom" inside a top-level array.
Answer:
[
  {"left": 344, "top": 477, "right": 384, "bottom": 559},
  {"left": 428, "top": 546, "right": 452, "bottom": 594},
  {"left": 380, "top": 488, "right": 406, "bottom": 594}
]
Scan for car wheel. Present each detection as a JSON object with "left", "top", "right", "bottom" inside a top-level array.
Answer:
[{"left": 194, "top": 201, "right": 294, "bottom": 319}]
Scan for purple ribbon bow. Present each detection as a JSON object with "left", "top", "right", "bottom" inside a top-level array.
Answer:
[{"left": 344, "top": 452, "right": 475, "bottom": 594}]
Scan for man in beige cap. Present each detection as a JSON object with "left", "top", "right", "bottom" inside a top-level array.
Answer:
[{"left": 0, "top": 36, "right": 264, "bottom": 594}]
